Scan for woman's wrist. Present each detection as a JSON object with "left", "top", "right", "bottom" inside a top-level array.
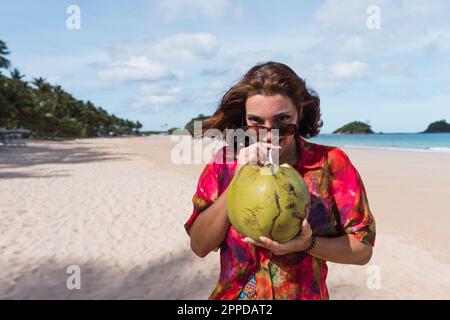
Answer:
[
  {"left": 305, "top": 236, "right": 317, "bottom": 254},
  {"left": 292, "top": 235, "right": 312, "bottom": 253}
]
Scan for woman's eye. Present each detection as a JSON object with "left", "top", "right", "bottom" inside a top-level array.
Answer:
[
  {"left": 278, "top": 115, "right": 290, "bottom": 122},
  {"left": 248, "top": 118, "right": 261, "bottom": 124}
]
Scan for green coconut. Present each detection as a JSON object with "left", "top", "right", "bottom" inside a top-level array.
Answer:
[{"left": 226, "top": 163, "right": 310, "bottom": 243}]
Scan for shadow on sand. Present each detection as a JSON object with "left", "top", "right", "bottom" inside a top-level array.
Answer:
[
  {"left": 0, "top": 250, "right": 218, "bottom": 300},
  {"left": 0, "top": 140, "right": 135, "bottom": 179}
]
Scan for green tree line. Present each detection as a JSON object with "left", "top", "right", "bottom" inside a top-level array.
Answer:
[{"left": 0, "top": 40, "right": 142, "bottom": 138}]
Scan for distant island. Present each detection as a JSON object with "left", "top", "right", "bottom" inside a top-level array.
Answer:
[
  {"left": 422, "top": 120, "right": 450, "bottom": 133},
  {"left": 333, "top": 121, "right": 374, "bottom": 134}
]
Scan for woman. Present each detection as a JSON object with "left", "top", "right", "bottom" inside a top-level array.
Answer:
[{"left": 184, "top": 61, "right": 376, "bottom": 300}]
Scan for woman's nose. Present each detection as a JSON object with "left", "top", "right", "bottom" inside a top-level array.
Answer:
[
  {"left": 264, "top": 121, "right": 274, "bottom": 128},
  {"left": 261, "top": 122, "right": 274, "bottom": 143}
]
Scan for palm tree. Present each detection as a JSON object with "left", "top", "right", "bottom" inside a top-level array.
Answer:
[
  {"left": 1, "top": 38, "right": 144, "bottom": 138},
  {"left": 31, "top": 77, "right": 47, "bottom": 90},
  {"left": 10, "top": 68, "right": 25, "bottom": 81},
  {"left": 0, "top": 40, "right": 11, "bottom": 70},
  {"left": 52, "top": 85, "right": 69, "bottom": 118}
]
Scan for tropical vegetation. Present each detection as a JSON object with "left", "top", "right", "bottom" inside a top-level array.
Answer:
[{"left": 0, "top": 40, "right": 142, "bottom": 138}]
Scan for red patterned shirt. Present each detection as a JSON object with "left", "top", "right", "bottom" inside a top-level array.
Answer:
[{"left": 185, "top": 136, "right": 376, "bottom": 300}]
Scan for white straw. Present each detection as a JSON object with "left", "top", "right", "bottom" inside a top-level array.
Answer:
[
  {"left": 268, "top": 146, "right": 276, "bottom": 175},
  {"left": 268, "top": 146, "right": 274, "bottom": 165}
]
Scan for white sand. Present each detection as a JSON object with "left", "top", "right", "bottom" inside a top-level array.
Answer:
[{"left": 1, "top": 136, "right": 449, "bottom": 299}]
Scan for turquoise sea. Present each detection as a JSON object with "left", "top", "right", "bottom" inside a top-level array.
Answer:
[{"left": 308, "top": 133, "right": 450, "bottom": 153}]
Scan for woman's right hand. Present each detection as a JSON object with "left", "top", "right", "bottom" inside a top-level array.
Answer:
[{"left": 235, "top": 142, "right": 281, "bottom": 173}]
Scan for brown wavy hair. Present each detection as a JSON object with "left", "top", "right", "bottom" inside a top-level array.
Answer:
[{"left": 203, "top": 61, "right": 323, "bottom": 138}]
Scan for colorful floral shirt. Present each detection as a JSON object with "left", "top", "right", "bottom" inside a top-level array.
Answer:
[{"left": 184, "top": 136, "right": 376, "bottom": 300}]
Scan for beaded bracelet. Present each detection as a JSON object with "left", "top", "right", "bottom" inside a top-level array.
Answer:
[{"left": 305, "top": 236, "right": 317, "bottom": 254}]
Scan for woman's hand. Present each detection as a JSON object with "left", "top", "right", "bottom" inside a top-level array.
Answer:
[
  {"left": 235, "top": 142, "right": 281, "bottom": 173},
  {"left": 242, "top": 219, "right": 313, "bottom": 255}
]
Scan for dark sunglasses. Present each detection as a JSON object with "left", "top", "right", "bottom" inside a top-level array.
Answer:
[{"left": 241, "top": 124, "right": 298, "bottom": 136}]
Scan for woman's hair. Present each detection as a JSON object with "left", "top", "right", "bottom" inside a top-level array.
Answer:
[{"left": 203, "top": 61, "right": 323, "bottom": 138}]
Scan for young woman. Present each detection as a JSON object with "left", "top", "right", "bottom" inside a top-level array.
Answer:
[{"left": 184, "top": 61, "right": 376, "bottom": 300}]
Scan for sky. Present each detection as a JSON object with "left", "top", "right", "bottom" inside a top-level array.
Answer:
[{"left": 1, "top": 0, "right": 449, "bottom": 133}]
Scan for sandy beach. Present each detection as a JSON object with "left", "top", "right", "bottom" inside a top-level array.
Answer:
[{"left": 1, "top": 136, "right": 449, "bottom": 299}]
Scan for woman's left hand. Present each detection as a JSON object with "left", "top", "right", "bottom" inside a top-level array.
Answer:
[{"left": 242, "top": 219, "right": 313, "bottom": 255}]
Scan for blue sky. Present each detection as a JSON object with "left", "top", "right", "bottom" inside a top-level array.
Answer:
[{"left": 1, "top": 0, "right": 449, "bottom": 132}]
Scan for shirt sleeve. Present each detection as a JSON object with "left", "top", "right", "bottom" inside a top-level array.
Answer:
[
  {"left": 184, "top": 153, "right": 220, "bottom": 235},
  {"left": 327, "top": 148, "right": 376, "bottom": 246}
]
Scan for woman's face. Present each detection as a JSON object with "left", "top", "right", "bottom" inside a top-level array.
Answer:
[{"left": 245, "top": 93, "right": 298, "bottom": 155}]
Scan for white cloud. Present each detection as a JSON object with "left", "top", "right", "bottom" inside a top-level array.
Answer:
[
  {"left": 157, "top": 0, "right": 241, "bottom": 22},
  {"left": 131, "top": 83, "right": 185, "bottom": 111},
  {"left": 380, "top": 61, "right": 414, "bottom": 78},
  {"left": 401, "top": 0, "right": 450, "bottom": 18},
  {"left": 341, "top": 36, "right": 365, "bottom": 54},
  {"left": 152, "top": 33, "right": 219, "bottom": 61},
  {"left": 314, "top": 0, "right": 373, "bottom": 31},
  {"left": 329, "top": 60, "right": 370, "bottom": 81},
  {"left": 313, "top": 0, "right": 450, "bottom": 31},
  {"left": 98, "top": 32, "right": 218, "bottom": 83},
  {"left": 208, "top": 79, "right": 227, "bottom": 92},
  {"left": 309, "top": 60, "right": 370, "bottom": 92},
  {"left": 97, "top": 56, "right": 177, "bottom": 82},
  {"left": 199, "top": 68, "right": 228, "bottom": 77},
  {"left": 303, "top": 35, "right": 367, "bottom": 59},
  {"left": 229, "top": 50, "right": 279, "bottom": 75},
  {"left": 202, "top": 78, "right": 228, "bottom": 100},
  {"left": 379, "top": 89, "right": 426, "bottom": 100},
  {"left": 313, "top": 0, "right": 450, "bottom": 57}
]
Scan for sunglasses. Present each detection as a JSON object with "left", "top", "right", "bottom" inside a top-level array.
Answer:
[{"left": 241, "top": 124, "right": 298, "bottom": 137}]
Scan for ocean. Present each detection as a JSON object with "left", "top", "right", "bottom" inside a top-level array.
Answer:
[{"left": 308, "top": 133, "right": 450, "bottom": 153}]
